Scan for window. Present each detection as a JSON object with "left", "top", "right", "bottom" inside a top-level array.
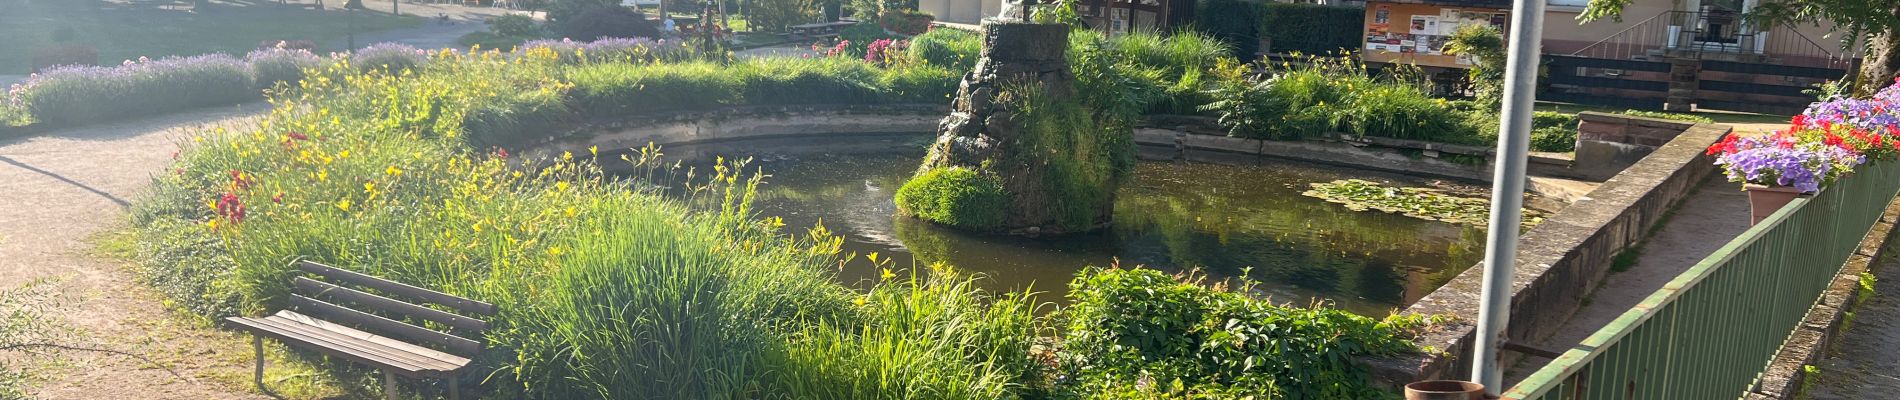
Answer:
[{"left": 1549, "top": 0, "right": 1590, "bottom": 8}]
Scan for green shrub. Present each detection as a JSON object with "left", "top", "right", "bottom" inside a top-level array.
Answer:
[
  {"left": 880, "top": 64, "right": 960, "bottom": 103},
  {"left": 907, "top": 28, "right": 981, "bottom": 70},
  {"left": 1619, "top": 109, "right": 1715, "bottom": 124},
  {"left": 1530, "top": 127, "right": 1578, "bottom": 152},
  {"left": 732, "top": 58, "right": 885, "bottom": 105},
  {"left": 556, "top": 4, "right": 660, "bottom": 41},
  {"left": 489, "top": 14, "right": 544, "bottom": 37},
  {"left": 1342, "top": 84, "right": 1475, "bottom": 144},
  {"left": 1195, "top": 0, "right": 1363, "bottom": 57},
  {"left": 895, "top": 167, "right": 1008, "bottom": 230},
  {"left": 750, "top": 0, "right": 821, "bottom": 32},
  {"left": 837, "top": 23, "right": 898, "bottom": 57},
  {"left": 1062, "top": 268, "right": 1432, "bottom": 399},
  {"left": 1532, "top": 111, "right": 1579, "bottom": 130},
  {"left": 565, "top": 61, "right": 740, "bottom": 115}
]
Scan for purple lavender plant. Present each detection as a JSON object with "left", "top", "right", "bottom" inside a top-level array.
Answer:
[
  {"left": 351, "top": 42, "right": 428, "bottom": 73},
  {"left": 1801, "top": 79, "right": 1900, "bottom": 132},
  {"left": 245, "top": 47, "right": 323, "bottom": 89},
  {"left": 12, "top": 54, "right": 254, "bottom": 124},
  {"left": 1714, "top": 134, "right": 1863, "bottom": 193}
]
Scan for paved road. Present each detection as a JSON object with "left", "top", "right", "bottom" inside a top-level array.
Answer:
[
  {"left": 0, "top": 104, "right": 270, "bottom": 399},
  {"left": 326, "top": 0, "right": 537, "bottom": 51},
  {"left": 1502, "top": 175, "right": 1753, "bottom": 385},
  {"left": 1809, "top": 249, "right": 1900, "bottom": 398}
]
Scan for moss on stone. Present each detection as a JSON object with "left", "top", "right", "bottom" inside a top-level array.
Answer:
[{"left": 895, "top": 166, "right": 1009, "bottom": 230}]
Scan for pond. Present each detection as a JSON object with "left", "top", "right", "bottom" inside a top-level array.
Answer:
[{"left": 648, "top": 134, "right": 1487, "bottom": 316}]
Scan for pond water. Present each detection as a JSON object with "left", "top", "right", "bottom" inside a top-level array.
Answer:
[{"left": 650, "top": 135, "right": 1487, "bottom": 315}]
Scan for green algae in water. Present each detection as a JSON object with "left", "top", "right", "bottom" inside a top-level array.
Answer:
[{"left": 1303, "top": 179, "right": 1545, "bottom": 229}]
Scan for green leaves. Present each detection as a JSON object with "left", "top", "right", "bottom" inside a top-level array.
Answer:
[{"left": 1062, "top": 268, "right": 1436, "bottom": 399}]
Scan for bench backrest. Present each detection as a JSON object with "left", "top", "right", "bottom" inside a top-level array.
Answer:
[{"left": 289, "top": 260, "right": 497, "bottom": 357}]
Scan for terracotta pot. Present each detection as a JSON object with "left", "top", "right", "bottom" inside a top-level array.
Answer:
[
  {"left": 1404, "top": 380, "right": 1486, "bottom": 400},
  {"left": 1746, "top": 184, "right": 1810, "bottom": 226}
]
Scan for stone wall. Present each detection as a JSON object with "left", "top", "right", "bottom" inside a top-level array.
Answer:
[
  {"left": 1362, "top": 121, "right": 1733, "bottom": 387},
  {"left": 1135, "top": 115, "right": 1499, "bottom": 182},
  {"left": 1571, "top": 112, "right": 1701, "bottom": 181}
]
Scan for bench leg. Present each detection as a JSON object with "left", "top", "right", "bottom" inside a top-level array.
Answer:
[
  {"left": 384, "top": 369, "right": 399, "bottom": 400},
  {"left": 448, "top": 376, "right": 460, "bottom": 400},
  {"left": 251, "top": 336, "right": 265, "bottom": 392}
]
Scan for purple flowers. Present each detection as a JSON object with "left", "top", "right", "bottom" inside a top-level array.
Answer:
[
  {"left": 351, "top": 42, "right": 428, "bottom": 73},
  {"left": 1713, "top": 135, "right": 1860, "bottom": 193},
  {"left": 10, "top": 54, "right": 254, "bottom": 124},
  {"left": 245, "top": 46, "right": 322, "bottom": 88}
]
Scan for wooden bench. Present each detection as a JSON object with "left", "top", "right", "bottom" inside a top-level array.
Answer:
[{"left": 227, "top": 261, "right": 496, "bottom": 400}]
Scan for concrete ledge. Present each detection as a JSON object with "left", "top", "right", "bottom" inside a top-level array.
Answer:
[
  {"left": 1364, "top": 121, "right": 1733, "bottom": 388},
  {"left": 1749, "top": 196, "right": 1900, "bottom": 399}
]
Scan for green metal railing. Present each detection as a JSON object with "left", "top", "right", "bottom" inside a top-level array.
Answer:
[{"left": 1502, "top": 161, "right": 1900, "bottom": 400}]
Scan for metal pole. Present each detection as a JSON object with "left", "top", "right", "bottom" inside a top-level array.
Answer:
[{"left": 1472, "top": 0, "right": 1546, "bottom": 392}]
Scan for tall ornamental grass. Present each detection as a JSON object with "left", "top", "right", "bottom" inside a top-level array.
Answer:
[
  {"left": 11, "top": 55, "right": 255, "bottom": 125},
  {"left": 132, "top": 48, "right": 1047, "bottom": 399}
]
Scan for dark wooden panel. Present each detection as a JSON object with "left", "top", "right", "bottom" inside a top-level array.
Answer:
[
  {"left": 289, "top": 295, "right": 484, "bottom": 356},
  {"left": 293, "top": 261, "right": 497, "bottom": 315},
  {"left": 294, "top": 277, "right": 488, "bottom": 334},
  {"left": 1545, "top": 55, "right": 1673, "bottom": 73},
  {"left": 1697, "top": 80, "right": 1813, "bottom": 98},
  {"left": 1539, "top": 92, "right": 1666, "bottom": 110},
  {"left": 1545, "top": 75, "right": 1670, "bottom": 92},
  {"left": 1695, "top": 99, "right": 1806, "bottom": 116},
  {"left": 1701, "top": 60, "right": 1847, "bottom": 79}
]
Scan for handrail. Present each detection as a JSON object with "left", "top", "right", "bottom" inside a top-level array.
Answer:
[
  {"left": 1568, "top": 11, "right": 1674, "bottom": 58},
  {"left": 1567, "top": 10, "right": 1857, "bottom": 69},
  {"left": 1502, "top": 160, "right": 1900, "bottom": 399}
]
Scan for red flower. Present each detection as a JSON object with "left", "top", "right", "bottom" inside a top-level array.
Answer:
[
  {"left": 229, "top": 169, "right": 254, "bottom": 189},
  {"left": 271, "top": 192, "right": 284, "bottom": 204},
  {"left": 216, "top": 192, "right": 246, "bottom": 222},
  {"left": 287, "top": 131, "right": 309, "bottom": 141},
  {"left": 494, "top": 148, "right": 510, "bottom": 159}
]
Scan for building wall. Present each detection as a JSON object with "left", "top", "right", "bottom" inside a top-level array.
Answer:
[
  {"left": 1362, "top": 2, "right": 1509, "bottom": 69},
  {"left": 920, "top": 0, "right": 1001, "bottom": 24},
  {"left": 1542, "top": 0, "right": 1854, "bottom": 59}
]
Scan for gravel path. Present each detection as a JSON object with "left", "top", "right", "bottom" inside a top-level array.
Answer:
[
  {"left": 1809, "top": 249, "right": 1900, "bottom": 399},
  {"left": 1, "top": 104, "right": 269, "bottom": 399}
]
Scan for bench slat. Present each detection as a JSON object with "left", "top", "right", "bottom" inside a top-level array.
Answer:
[
  {"left": 227, "top": 313, "right": 468, "bottom": 376},
  {"left": 294, "top": 261, "right": 498, "bottom": 316},
  {"left": 245, "top": 313, "right": 461, "bottom": 373},
  {"left": 294, "top": 277, "right": 489, "bottom": 334},
  {"left": 290, "top": 295, "right": 484, "bottom": 356},
  {"left": 274, "top": 311, "right": 471, "bottom": 369}
]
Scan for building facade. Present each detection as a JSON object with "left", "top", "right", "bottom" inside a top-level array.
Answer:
[{"left": 1364, "top": 0, "right": 1861, "bottom": 113}]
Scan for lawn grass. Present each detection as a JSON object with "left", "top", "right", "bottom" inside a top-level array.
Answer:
[{"left": 0, "top": 1, "right": 419, "bottom": 74}]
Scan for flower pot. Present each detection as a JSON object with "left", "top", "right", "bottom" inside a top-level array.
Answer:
[
  {"left": 1404, "top": 380, "right": 1486, "bottom": 400},
  {"left": 1746, "top": 184, "right": 1810, "bottom": 225}
]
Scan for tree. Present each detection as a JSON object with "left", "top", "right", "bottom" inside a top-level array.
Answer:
[
  {"left": 1444, "top": 24, "right": 1507, "bottom": 109},
  {"left": 1585, "top": 0, "right": 1900, "bottom": 95}
]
